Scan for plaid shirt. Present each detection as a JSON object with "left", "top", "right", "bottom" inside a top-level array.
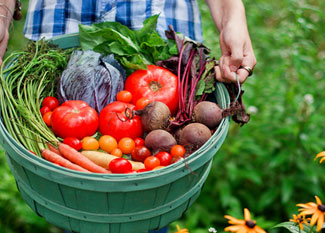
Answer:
[{"left": 24, "top": 0, "right": 203, "bottom": 41}]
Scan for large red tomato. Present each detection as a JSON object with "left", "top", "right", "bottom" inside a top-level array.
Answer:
[
  {"left": 124, "top": 65, "right": 179, "bottom": 115},
  {"left": 99, "top": 101, "right": 143, "bottom": 141},
  {"left": 51, "top": 100, "right": 99, "bottom": 139}
]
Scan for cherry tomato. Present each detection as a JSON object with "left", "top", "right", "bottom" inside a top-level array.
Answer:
[
  {"left": 81, "top": 137, "right": 99, "bottom": 150},
  {"left": 170, "top": 155, "right": 184, "bottom": 164},
  {"left": 131, "top": 146, "right": 151, "bottom": 162},
  {"left": 170, "top": 145, "right": 186, "bottom": 157},
  {"left": 51, "top": 100, "right": 99, "bottom": 139},
  {"left": 99, "top": 135, "right": 117, "bottom": 153},
  {"left": 134, "top": 138, "right": 145, "bottom": 147},
  {"left": 144, "top": 156, "right": 160, "bottom": 170},
  {"left": 40, "top": 106, "right": 51, "bottom": 116},
  {"left": 99, "top": 101, "right": 143, "bottom": 141},
  {"left": 155, "top": 152, "right": 172, "bottom": 166},
  {"left": 116, "top": 90, "right": 133, "bottom": 103},
  {"left": 43, "top": 111, "right": 52, "bottom": 127},
  {"left": 111, "top": 148, "right": 123, "bottom": 157},
  {"left": 125, "top": 65, "right": 179, "bottom": 114},
  {"left": 109, "top": 158, "right": 132, "bottom": 173},
  {"left": 63, "top": 137, "right": 82, "bottom": 151},
  {"left": 42, "top": 96, "right": 60, "bottom": 110},
  {"left": 136, "top": 97, "right": 151, "bottom": 110},
  {"left": 118, "top": 137, "right": 135, "bottom": 154}
]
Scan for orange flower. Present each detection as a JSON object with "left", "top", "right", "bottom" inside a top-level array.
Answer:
[
  {"left": 314, "top": 151, "right": 325, "bottom": 163},
  {"left": 224, "top": 208, "right": 266, "bottom": 233},
  {"left": 174, "top": 224, "right": 189, "bottom": 233},
  {"left": 289, "top": 214, "right": 310, "bottom": 230},
  {"left": 297, "top": 196, "right": 325, "bottom": 231}
]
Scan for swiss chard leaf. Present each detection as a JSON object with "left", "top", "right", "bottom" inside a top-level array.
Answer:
[{"left": 79, "top": 15, "right": 176, "bottom": 73}]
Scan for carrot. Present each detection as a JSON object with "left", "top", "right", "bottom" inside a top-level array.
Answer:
[
  {"left": 42, "top": 149, "right": 90, "bottom": 173},
  {"left": 81, "top": 150, "right": 145, "bottom": 171},
  {"left": 58, "top": 143, "right": 110, "bottom": 173},
  {"left": 47, "top": 142, "right": 61, "bottom": 155}
]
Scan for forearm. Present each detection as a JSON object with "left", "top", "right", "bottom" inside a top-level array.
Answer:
[
  {"left": 0, "top": 0, "right": 16, "bottom": 29},
  {"left": 205, "top": 0, "right": 247, "bottom": 32}
]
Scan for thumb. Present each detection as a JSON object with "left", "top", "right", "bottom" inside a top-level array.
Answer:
[{"left": 229, "top": 43, "right": 243, "bottom": 72}]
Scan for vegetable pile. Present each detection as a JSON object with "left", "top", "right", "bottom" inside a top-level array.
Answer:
[{"left": 0, "top": 15, "right": 249, "bottom": 174}]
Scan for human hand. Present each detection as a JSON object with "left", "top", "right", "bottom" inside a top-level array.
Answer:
[
  {"left": 214, "top": 16, "right": 256, "bottom": 84},
  {"left": 206, "top": 0, "right": 256, "bottom": 84}
]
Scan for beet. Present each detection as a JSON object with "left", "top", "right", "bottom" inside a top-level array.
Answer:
[
  {"left": 177, "top": 123, "right": 212, "bottom": 153},
  {"left": 138, "top": 101, "right": 171, "bottom": 133},
  {"left": 192, "top": 101, "right": 222, "bottom": 129},
  {"left": 145, "top": 129, "right": 177, "bottom": 155}
]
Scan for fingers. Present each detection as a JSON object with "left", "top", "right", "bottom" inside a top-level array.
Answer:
[
  {"left": 215, "top": 48, "right": 256, "bottom": 84},
  {"left": 236, "top": 52, "right": 257, "bottom": 83},
  {"left": 215, "top": 56, "right": 237, "bottom": 83},
  {"left": 229, "top": 42, "right": 243, "bottom": 72}
]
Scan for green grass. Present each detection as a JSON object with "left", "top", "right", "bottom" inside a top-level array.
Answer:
[{"left": 1, "top": 0, "right": 325, "bottom": 232}]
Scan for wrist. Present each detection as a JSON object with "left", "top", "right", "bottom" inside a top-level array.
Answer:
[{"left": 206, "top": 0, "right": 246, "bottom": 32}]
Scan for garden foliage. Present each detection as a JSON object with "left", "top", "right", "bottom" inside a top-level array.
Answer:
[{"left": 0, "top": 0, "right": 324, "bottom": 232}]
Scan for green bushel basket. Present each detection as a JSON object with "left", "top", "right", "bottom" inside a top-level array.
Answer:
[{"left": 0, "top": 34, "right": 230, "bottom": 233}]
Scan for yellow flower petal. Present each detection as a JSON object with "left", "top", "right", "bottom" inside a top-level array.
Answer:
[
  {"left": 238, "top": 227, "right": 249, "bottom": 233},
  {"left": 298, "top": 223, "right": 304, "bottom": 230},
  {"left": 225, "top": 225, "right": 245, "bottom": 232},
  {"left": 244, "top": 208, "right": 251, "bottom": 221},
  {"left": 299, "top": 209, "right": 317, "bottom": 216},
  {"left": 317, "top": 214, "right": 325, "bottom": 232},
  {"left": 310, "top": 213, "right": 318, "bottom": 226},
  {"left": 254, "top": 225, "right": 266, "bottom": 233},
  {"left": 315, "top": 196, "right": 322, "bottom": 205},
  {"left": 224, "top": 215, "right": 245, "bottom": 225},
  {"left": 315, "top": 151, "right": 325, "bottom": 159},
  {"left": 319, "top": 157, "right": 325, "bottom": 163},
  {"left": 297, "top": 202, "right": 317, "bottom": 208}
]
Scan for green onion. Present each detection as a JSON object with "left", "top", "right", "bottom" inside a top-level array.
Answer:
[{"left": 0, "top": 40, "right": 72, "bottom": 156}]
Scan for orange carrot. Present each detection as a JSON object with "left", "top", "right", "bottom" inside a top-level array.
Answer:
[
  {"left": 58, "top": 143, "right": 110, "bottom": 173},
  {"left": 42, "top": 149, "right": 90, "bottom": 173},
  {"left": 47, "top": 142, "right": 61, "bottom": 155},
  {"left": 81, "top": 150, "right": 145, "bottom": 171}
]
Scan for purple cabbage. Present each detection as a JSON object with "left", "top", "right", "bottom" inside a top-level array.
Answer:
[{"left": 57, "top": 50, "right": 126, "bottom": 112}]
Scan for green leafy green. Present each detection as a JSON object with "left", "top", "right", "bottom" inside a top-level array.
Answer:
[
  {"left": 195, "top": 60, "right": 216, "bottom": 97},
  {"left": 79, "top": 15, "right": 177, "bottom": 72},
  {"left": 273, "top": 222, "right": 314, "bottom": 233}
]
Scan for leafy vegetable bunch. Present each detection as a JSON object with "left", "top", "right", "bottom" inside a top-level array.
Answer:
[{"left": 79, "top": 15, "right": 178, "bottom": 72}]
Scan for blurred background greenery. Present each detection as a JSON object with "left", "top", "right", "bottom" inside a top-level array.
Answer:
[{"left": 0, "top": 0, "right": 324, "bottom": 232}]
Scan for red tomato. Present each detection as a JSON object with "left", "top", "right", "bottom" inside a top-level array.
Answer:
[
  {"left": 63, "top": 137, "right": 82, "bottom": 151},
  {"left": 51, "top": 100, "right": 99, "bottom": 139},
  {"left": 99, "top": 101, "right": 143, "bottom": 141},
  {"left": 43, "top": 111, "right": 52, "bottom": 127},
  {"left": 144, "top": 156, "right": 160, "bottom": 170},
  {"left": 124, "top": 65, "right": 179, "bottom": 114},
  {"left": 42, "top": 96, "right": 60, "bottom": 110},
  {"left": 134, "top": 138, "right": 145, "bottom": 147},
  {"left": 40, "top": 106, "right": 51, "bottom": 116},
  {"left": 109, "top": 158, "right": 132, "bottom": 173},
  {"left": 116, "top": 90, "right": 133, "bottom": 103},
  {"left": 131, "top": 146, "right": 151, "bottom": 162},
  {"left": 155, "top": 152, "right": 172, "bottom": 166}
]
